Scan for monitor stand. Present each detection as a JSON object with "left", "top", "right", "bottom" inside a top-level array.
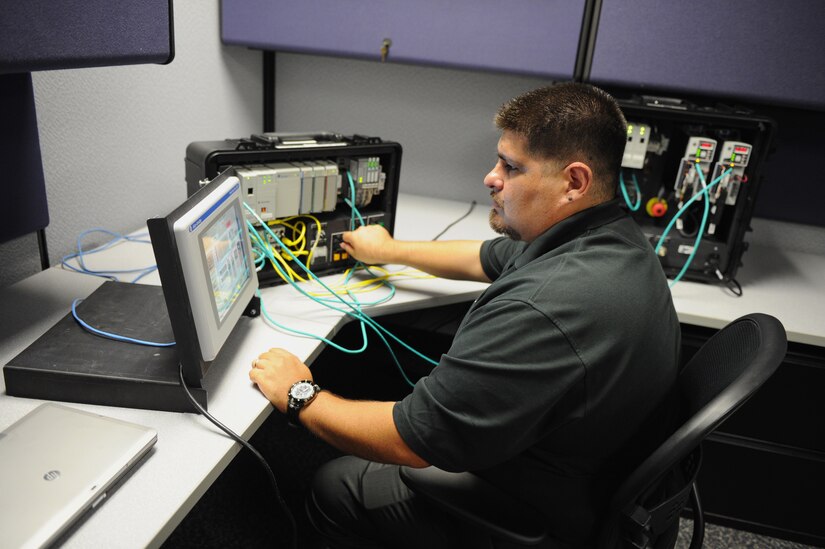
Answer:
[{"left": 3, "top": 281, "right": 207, "bottom": 412}]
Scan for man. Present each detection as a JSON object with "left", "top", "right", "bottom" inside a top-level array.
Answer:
[{"left": 250, "top": 83, "right": 680, "bottom": 547}]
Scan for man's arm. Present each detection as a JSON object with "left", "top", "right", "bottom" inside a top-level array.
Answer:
[
  {"left": 249, "top": 348, "right": 429, "bottom": 468},
  {"left": 302, "top": 393, "right": 428, "bottom": 467},
  {"left": 340, "top": 225, "right": 490, "bottom": 283}
]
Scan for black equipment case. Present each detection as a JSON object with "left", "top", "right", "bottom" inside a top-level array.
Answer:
[{"left": 185, "top": 132, "right": 402, "bottom": 287}]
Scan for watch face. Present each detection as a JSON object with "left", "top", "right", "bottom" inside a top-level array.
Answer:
[{"left": 291, "top": 381, "right": 315, "bottom": 401}]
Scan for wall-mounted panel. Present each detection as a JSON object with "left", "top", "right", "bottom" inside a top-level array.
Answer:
[
  {"left": 221, "top": 0, "right": 586, "bottom": 79},
  {"left": 588, "top": 0, "right": 825, "bottom": 110}
]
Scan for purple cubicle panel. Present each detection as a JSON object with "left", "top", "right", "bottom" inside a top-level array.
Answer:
[
  {"left": 0, "top": 0, "right": 174, "bottom": 73},
  {"left": 588, "top": 0, "right": 825, "bottom": 110},
  {"left": 221, "top": 0, "right": 587, "bottom": 79}
]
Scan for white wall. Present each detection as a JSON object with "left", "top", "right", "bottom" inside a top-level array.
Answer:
[
  {"left": 0, "top": 1, "right": 262, "bottom": 287},
  {"left": 274, "top": 52, "right": 550, "bottom": 205}
]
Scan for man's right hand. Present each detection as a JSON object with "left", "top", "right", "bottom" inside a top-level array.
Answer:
[
  {"left": 340, "top": 224, "right": 489, "bottom": 283},
  {"left": 340, "top": 224, "right": 396, "bottom": 265}
]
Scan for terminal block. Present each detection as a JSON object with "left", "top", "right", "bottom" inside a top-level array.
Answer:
[
  {"left": 673, "top": 137, "right": 717, "bottom": 231},
  {"left": 707, "top": 141, "right": 752, "bottom": 235},
  {"left": 622, "top": 122, "right": 652, "bottom": 169}
]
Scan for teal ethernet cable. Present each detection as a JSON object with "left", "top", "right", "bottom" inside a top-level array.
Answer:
[
  {"left": 256, "top": 287, "right": 369, "bottom": 355},
  {"left": 619, "top": 171, "right": 642, "bottom": 211},
  {"left": 247, "top": 229, "right": 371, "bottom": 354},
  {"left": 251, "top": 244, "right": 267, "bottom": 271},
  {"left": 245, "top": 203, "right": 439, "bottom": 367},
  {"left": 247, "top": 221, "right": 418, "bottom": 386},
  {"left": 345, "top": 171, "right": 366, "bottom": 230},
  {"left": 655, "top": 164, "right": 732, "bottom": 287}
]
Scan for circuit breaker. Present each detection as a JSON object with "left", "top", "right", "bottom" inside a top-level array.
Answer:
[
  {"left": 185, "top": 133, "right": 402, "bottom": 287},
  {"left": 617, "top": 99, "right": 775, "bottom": 285}
]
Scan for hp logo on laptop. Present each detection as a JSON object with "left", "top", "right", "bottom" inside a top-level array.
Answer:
[{"left": 43, "top": 470, "right": 61, "bottom": 481}]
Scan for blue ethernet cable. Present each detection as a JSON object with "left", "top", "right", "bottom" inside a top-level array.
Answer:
[
  {"left": 63, "top": 228, "right": 166, "bottom": 341},
  {"left": 71, "top": 298, "right": 175, "bottom": 347},
  {"left": 61, "top": 228, "right": 158, "bottom": 282}
]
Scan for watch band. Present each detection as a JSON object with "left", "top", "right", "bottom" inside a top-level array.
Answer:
[{"left": 286, "top": 401, "right": 303, "bottom": 428}]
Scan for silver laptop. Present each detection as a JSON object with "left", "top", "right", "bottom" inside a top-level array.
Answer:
[{"left": 0, "top": 402, "right": 157, "bottom": 549}]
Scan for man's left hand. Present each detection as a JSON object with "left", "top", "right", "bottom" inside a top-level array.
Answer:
[{"left": 250, "top": 348, "right": 312, "bottom": 413}]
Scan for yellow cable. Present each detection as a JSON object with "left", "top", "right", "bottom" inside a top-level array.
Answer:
[
  {"left": 305, "top": 266, "right": 434, "bottom": 297},
  {"left": 278, "top": 250, "right": 308, "bottom": 282},
  {"left": 268, "top": 248, "right": 295, "bottom": 282},
  {"left": 266, "top": 219, "right": 306, "bottom": 248}
]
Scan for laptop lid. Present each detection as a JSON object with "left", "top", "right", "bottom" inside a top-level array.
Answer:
[{"left": 0, "top": 402, "right": 157, "bottom": 549}]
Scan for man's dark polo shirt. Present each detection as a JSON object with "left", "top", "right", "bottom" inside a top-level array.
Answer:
[{"left": 393, "top": 199, "right": 681, "bottom": 545}]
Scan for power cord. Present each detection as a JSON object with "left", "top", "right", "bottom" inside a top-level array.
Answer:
[
  {"left": 432, "top": 200, "right": 477, "bottom": 241},
  {"left": 177, "top": 363, "right": 298, "bottom": 549},
  {"left": 71, "top": 301, "right": 298, "bottom": 548},
  {"left": 724, "top": 277, "right": 743, "bottom": 297}
]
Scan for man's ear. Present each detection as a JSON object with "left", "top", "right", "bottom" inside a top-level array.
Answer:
[{"left": 564, "top": 162, "right": 594, "bottom": 200}]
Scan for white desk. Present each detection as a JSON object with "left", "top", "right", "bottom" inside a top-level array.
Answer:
[
  {"left": 670, "top": 242, "right": 825, "bottom": 347},
  {"left": 1, "top": 193, "right": 823, "bottom": 547}
]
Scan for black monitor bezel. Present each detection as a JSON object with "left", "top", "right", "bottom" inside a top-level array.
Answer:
[{"left": 147, "top": 169, "right": 248, "bottom": 389}]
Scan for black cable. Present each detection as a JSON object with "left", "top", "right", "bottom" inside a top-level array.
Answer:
[
  {"left": 37, "top": 228, "right": 50, "bottom": 270},
  {"left": 432, "top": 200, "right": 477, "bottom": 241},
  {"left": 677, "top": 208, "right": 699, "bottom": 238},
  {"left": 178, "top": 364, "right": 298, "bottom": 549},
  {"left": 724, "top": 277, "right": 743, "bottom": 297}
]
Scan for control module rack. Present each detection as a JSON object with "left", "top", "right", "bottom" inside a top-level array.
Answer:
[
  {"left": 617, "top": 99, "right": 775, "bottom": 284},
  {"left": 185, "top": 132, "right": 402, "bottom": 287}
]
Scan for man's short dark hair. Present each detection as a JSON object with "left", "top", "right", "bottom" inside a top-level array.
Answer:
[{"left": 495, "top": 83, "right": 627, "bottom": 201}]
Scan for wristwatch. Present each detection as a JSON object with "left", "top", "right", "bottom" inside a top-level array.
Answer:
[{"left": 286, "top": 379, "right": 320, "bottom": 427}]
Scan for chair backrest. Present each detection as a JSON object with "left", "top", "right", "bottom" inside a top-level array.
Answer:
[{"left": 602, "top": 313, "right": 787, "bottom": 547}]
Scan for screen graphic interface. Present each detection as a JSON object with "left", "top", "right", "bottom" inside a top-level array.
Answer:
[{"left": 201, "top": 205, "right": 250, "bottom": 323}]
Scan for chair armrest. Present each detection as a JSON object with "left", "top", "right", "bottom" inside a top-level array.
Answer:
[{"left": 399, "top": 466, "right": 547, "bottom": 546}]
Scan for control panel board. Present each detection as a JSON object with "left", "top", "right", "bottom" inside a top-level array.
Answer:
[
  {"left": 617, "top": 99, "right": 775, "bottom": 284},
  {"left": 185, "top": 133, "right": 402, "bottom": 287}
]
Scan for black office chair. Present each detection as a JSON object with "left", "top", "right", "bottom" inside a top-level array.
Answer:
[{"left": 399, "top": 313, "right": 787, "bottom": 548}]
